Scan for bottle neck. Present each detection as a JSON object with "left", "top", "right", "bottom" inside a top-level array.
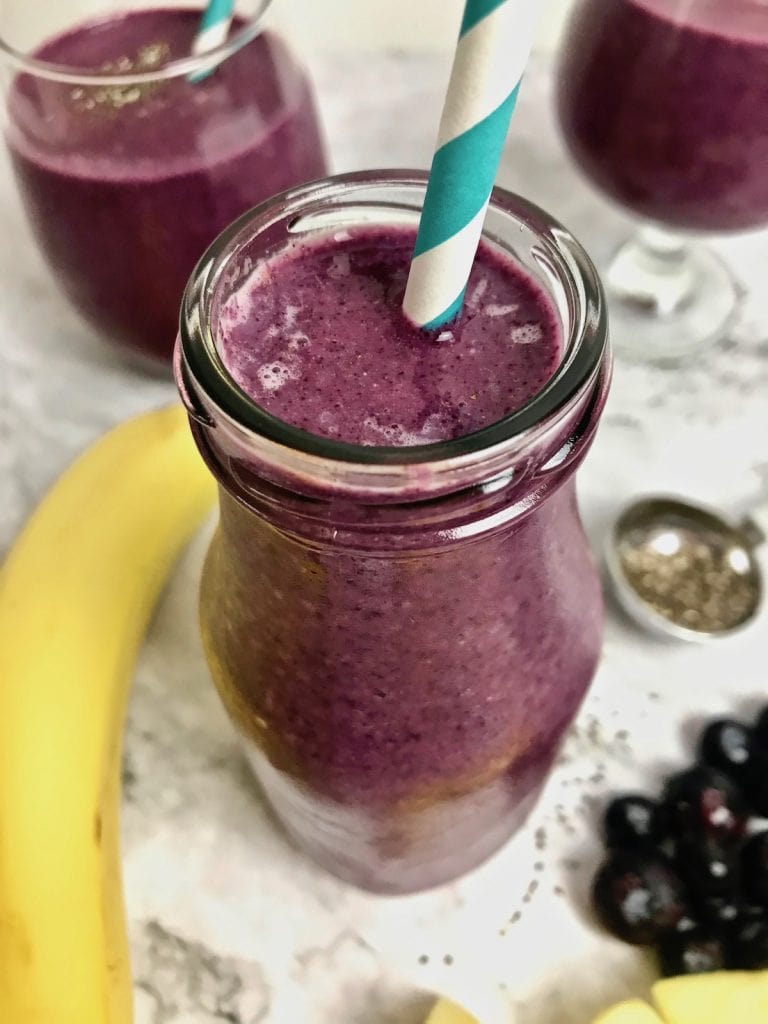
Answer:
[{"left": 186, "top": 354, "right": 609, "bottom": 549}]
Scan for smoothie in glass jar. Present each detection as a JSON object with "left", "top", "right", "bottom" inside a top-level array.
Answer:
[
  {"left": 4, "top": 6, "right": 327, "bottom": 362},
  {"left": 177, "top": 174, "right": 610, "bottom": 893}
]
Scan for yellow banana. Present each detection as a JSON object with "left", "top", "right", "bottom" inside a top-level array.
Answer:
[{"left": 0, "top": 405, "right": 215, "bottom": 1023}]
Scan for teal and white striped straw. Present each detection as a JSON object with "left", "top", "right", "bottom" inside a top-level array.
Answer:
[
  {"left": 193, "top": 0, "right": 235, "bottom": 55},
  {"left": 189, "top": 0, "right": 235, "bottom": 81},
  {"left": 403, "top": 0, "right": 540, "bottom": 330}
]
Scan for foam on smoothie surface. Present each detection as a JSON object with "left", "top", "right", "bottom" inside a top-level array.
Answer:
[{"left": 218, "top": 227, "right": 563, "bottom": 446}]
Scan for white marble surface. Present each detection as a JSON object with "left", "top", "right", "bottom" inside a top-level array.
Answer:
[{"left": 2, "top": 52, "right": 768, "bottom": 1024}]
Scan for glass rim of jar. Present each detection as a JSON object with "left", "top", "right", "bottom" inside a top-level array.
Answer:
[
  {"left": 0, "top": 0, "right": 273, "bottom": 85},
  {"left": 178, "top": 169, "right": 609, "bottom": 490}
]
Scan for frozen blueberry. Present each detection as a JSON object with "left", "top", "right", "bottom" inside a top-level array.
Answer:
[
  {"left": 698, "top": 719, "right": 753, "bottom": 778},
  {"left": 592, "top": 850, "right": 687, "bottom": 945},
  {"left": 739, "top": 750, "right": 768, "bottom": 817},
  {"left": 657, "top": 928, "right": 728, "bottom": 977},
  {"left": 698, "top": 896, "right": 743, "bottom": 928},
  {"left": 674, "top": 912, "right": 701, "bottom": 934},
  {"left": 753, "top": 707, "right": 768, "bottom": 751},
  {"left": 741, "top": 831, "right": 768, "bottom": 907},
  {"left": 662, "top": 766, "right": 747, "bottom": 846},
  {"left": 603, "top": 795, "right": 663, "bottom": 849},
  {"left": 676, "top": 838, "right": 740, "bottom": 900},
  {"left": 729, "top": 915, "right": 768, "bottom": 970}
]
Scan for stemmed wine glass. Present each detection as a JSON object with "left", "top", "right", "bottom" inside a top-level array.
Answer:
[{"left": 557, "top": 0, "right": 768, "bottom": 361}]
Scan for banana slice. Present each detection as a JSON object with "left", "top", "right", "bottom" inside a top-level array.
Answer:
[
  {"left": 426, "top": 997, "right": 481, "bottom": 1024},
  {"left": 593, "top": 998, "right": 664, "bottom": 1024},
  {"left": 653, "top": 971, "right": 766, "bottom": 1024}
]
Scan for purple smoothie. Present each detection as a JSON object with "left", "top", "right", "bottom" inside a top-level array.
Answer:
[
  {"left": 557, "top": 0, "right": 768, "bottom": 232},
  {"left": 196, "top": 226, "right": 605, "bottom": 892},
  {"left": 219, "top": 227, "right": 562, "bottom": 443},
  {"left": 6, "top": 8, "right": 327, "bottom": 362}
]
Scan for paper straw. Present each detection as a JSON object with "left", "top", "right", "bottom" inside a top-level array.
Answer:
[
  {"left": 403, "top": 0, "right": 540, "bottom": 330},
  {"left": 189, "top": 0, "right": 235, "bottom": 81}
]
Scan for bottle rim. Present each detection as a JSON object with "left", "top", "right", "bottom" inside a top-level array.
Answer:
[
  {"left": 178, "top": 170, "right": 610, "bottom": 496},
  {"left": 0, "top": 1, "right": 273, "bottom": 85}
]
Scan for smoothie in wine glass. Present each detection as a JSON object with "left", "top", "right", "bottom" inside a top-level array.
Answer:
[{"left": 557, "top": 0, "right": 768, "bottom": 360}]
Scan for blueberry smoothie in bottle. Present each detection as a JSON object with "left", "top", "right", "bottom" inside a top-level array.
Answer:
[
  {"left": 177, "top": 175, "right": 610, "bottom": 893},
  {"left": 557, "top": 0, "right": 768, "bottom": 232},
  {"left": 5, "top": 7, "right": 327, "bottom": 362}
]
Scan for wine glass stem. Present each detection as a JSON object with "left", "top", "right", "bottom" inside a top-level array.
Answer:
[{"left": 607, "top": 225, "right": 696, "bottom": 317}]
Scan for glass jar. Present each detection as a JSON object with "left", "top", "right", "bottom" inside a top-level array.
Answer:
[
  {"left": 0, "top": 0, "right": 327, "bottom": 365},
  {"left": 557, "top": 0, "right": 768, "bottom": 362},
  {"left": 176, "top": 171, "right": 611, "bottom": 894}
]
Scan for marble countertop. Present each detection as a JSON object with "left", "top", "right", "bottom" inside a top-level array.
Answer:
[{"left": 1, "top": 51, "right": 767, "bottom": 1024}]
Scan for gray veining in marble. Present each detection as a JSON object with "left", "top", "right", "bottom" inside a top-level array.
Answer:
[{"left": 1, "top": 50, "right": 767, "bottom": 1024}]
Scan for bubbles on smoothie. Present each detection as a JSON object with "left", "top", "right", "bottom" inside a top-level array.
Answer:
[
  {"left": 287, "top": 331, "right": 310, "bottom": 351},
  {"left": 466, "top": 277, "right": 488, "bottom": 310},
  {"left": 385, "top": 267, "right": 408, "bottom": 306},
  {"left": 237, "top": 261, "right": 272, "bottom": 294},
  {"left": 511, "top": 323, "right": 543, "bottom": 345},
  {"left": 361, "top": 413, "right": 447, "bottom": 446},
  {"left": 283, "top": 304, "right": 300, "bottom": 329},
  {"left": 219, "top": 292, "right": 251, "bottom": 330},
  {"left": 257, "top": 360, "right": 300, "bottom": 392},
  {"left": 485, "top": 302, "right": 519, "bottom": 318},
  {"left": 318, "top": 411, "right": 340, "bottom": 435},
  {"left": 328, "top": 252, "right": 351, "bottom": 278},
  {"left": 457, "top": 308, "right": 488, "bottom": 352},
  {"left": 259, "top": 304, "right": 308, "bottom": 346}
]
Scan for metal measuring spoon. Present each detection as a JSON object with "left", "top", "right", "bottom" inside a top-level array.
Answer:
[{"left": 605, "top": 496, "right": 766, "bottom": 642}]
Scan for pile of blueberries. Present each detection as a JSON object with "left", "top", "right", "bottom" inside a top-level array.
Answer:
[{"left": 592, "top": 708, "right": 768, "bottom": 977}]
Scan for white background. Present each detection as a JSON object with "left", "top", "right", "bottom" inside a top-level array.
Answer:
[
  {"left": 269, "top": 0, "right": 575, "bottom": 54},
  {"left": 6, "top": 1, "right": 576, "bottom": 54}
]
